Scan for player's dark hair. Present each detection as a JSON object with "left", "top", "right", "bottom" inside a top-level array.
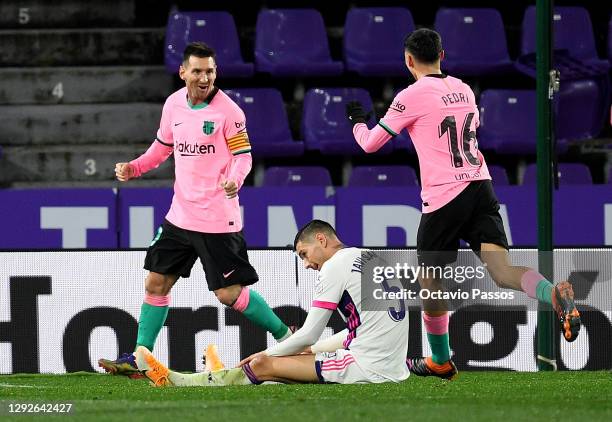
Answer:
[
  {"left": 183, "top": 42, "right": 216, "bottom": 64},
  {"left": 403, "top": 28, "right": 443, "bottom": 64},
  {"left": 293, "top": 220, "right": 338, "bottom": 251}
]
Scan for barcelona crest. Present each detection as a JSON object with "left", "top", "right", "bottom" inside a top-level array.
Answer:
[{"left": 202, "top": 121, "right": 215, "bottom": 135}]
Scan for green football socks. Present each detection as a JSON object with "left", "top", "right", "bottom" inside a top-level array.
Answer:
[
  {"left": 136, "top": 301, "right": 169, "bottom": 351},
  {"left": 235, "top": 289, "right": 290, "bottom": 340},
  {"left": 423, "top": 313, "right": 451, "bottom": 364},
  {"left": 536, "top": 280, "right": 554, "bottom": 305},
  {"left": 427, "top": 333, "right": 451, "bottom": 365}
]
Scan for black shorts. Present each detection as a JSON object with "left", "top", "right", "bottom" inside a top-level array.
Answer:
[
  {"left": 144, "top": 220, "right": 259, "bottom": 291},
  {"left": 416, "top": 180, "right": 509, "bottom": 267}
]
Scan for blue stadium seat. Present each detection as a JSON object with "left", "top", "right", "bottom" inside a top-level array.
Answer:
[
  {"left": 522, "top": 163, "right": 592, "bottom": 185},
  {"left": 487, "top": 165, "right": 510, "bottom": 185},
  {"left": 435, "top": 8, "right": 513, "bottom": 76},
  {"left": 225, "top": 88, "right": 304, "bottom": 157},
  {"left": 343, "top": 7, "right": 415, "bottom": 76},
  {"left": 302, "top": 87, "right": 393, "bottom": 155},
  {"left": 348, "top": 165, "right": 418, "bottom": 187},
  {"left": 255, "top": 9, "right": 343, "bottom": 76},
  {"left": 263, "top": 166, "right": 332, "bottom": 187},
  {"left": 164, "top": 11, "right": 254, "bottom": 77}
]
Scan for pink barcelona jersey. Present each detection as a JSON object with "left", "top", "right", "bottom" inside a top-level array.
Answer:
[
  {"left": 354, "top": 74, "right": 491, "bottom": 213},
  {"left": 131, "top": 87, "right": 252, "bottom": 233}
]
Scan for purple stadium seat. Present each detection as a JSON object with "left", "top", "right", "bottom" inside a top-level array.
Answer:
[
  {"left": 555, "top": 79, "right": 607, "bottom": 142},
  {"left": 343, "top": 7, "right": 415, "bottom": 77},
  {"left": 263, "top": 166, "right": 332, "bottom": 187},
  {"left": 302, "top": 87, "right": 393, "bottom": 155},
  {"left": 516, "top": 6, "right": 609, "bottom": 83},
  {"left": 487, "top": 165, "right": 510, "bottom": 185},
  {"left": 521, "top": 6, "right": 610, "bottom": 139},
  {"left": 477, "top": 90, "right": 537, "bottom": 154},
  {"left": 348, "top": 165, "right": 418, "bottom": 187},
  {"left": 164, "top": 11, "right": 254, "bottom": 77},
  {"left": 521, "top": 6, "right": 608, "bottom": 68},
  {"left": 225, "top": 88, "right": 304, "bottom": 157},
  {"left": 479, "top": 85, "right": 603, "bottom": 152},
  {"left": 255, "top": 9, "right": 343, "bottom": 77},
  {"left": 522, "top": 163, "right": 592, "bottom": 185},
  {"left": 435, "top": 8, "right": 513, "bottom": 76}
]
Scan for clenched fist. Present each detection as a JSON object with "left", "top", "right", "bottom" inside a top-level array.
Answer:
[
  {"left": 220, "top": 180, "right": 238, "bottom": 199},
  {"left": 115, "top": 163, "right": 135, "bottom": 182}
]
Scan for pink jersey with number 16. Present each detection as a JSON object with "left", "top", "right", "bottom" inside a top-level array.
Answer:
[{"left": 354, "top": 74, "right": 490, "bottom": 213}]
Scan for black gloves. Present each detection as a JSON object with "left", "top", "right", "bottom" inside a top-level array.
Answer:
[{"left": 346, "top": 100, "right": 371, "bottom": 126}]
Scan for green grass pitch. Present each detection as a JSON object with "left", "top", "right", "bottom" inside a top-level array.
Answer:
[{"left": 1, "top": 371, "right": 611, "bottom": 421}]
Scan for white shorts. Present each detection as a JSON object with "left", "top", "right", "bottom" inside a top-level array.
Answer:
[{"left": 315, "top": 349, "right": 370, "bottom": 384}]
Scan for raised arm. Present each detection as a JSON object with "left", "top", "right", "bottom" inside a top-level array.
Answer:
[
  {"left": 345, "top": 100, "right": 393, "bottom": 153},
  {"left": 346, "top": 89, "right": 418, "bottom": 154}
]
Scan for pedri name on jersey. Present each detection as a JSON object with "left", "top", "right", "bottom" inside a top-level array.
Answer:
[
  {"left": 175, "top": 140, "right": 216, "bottom": 156},
  {"left": 441, "top": 92, "right": 470, "bottom": 107}
]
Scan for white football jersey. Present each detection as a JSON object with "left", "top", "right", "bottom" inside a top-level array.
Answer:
[{"left": 313, "top": 247, "right": 410, "bottom": 382}]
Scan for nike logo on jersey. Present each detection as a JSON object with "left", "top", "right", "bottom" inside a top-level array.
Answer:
[
  {"left": 390, "top": 100, "right": 406, "bottom": 113},
  {"left": 223, "top": 269, "right": 236, "bottom": 279},
  {"left": 174, "top": 122, "right": 183, "bottom": 126}
]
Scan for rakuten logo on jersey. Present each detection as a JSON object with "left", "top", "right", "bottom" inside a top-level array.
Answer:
[{"left": 175, "top": 140, "right": 216, "bottom": 156}]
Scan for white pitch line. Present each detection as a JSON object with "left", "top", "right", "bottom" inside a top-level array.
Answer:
[{"left": 0, "top": 383, "right": 53, "bottom": 388}]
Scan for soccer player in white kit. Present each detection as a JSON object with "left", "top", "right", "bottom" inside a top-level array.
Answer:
[{"left": 134, "top": 220, "right": 411, "bottom": 386}]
